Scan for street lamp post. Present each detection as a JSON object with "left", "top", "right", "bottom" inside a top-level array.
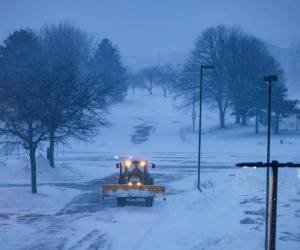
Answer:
[
  {"left": 192, "top": 62, "right": 196, "bottom": 133},
  {"left": 189, "top": 57, "right": 197, "bottom": 133},
  {"left": 197, "top": 64, "right": 215, "bottom": 191},
  {"left": 263, "top": 75, "right": 277, "bottom": 250},
  {"left": 192, "top": 82, "right": 196, "bottom": 132}
]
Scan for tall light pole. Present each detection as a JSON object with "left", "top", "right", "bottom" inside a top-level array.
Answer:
[
  {"left": 192, "top": 77, "right": 196, "bottom": 132},
  {"left": 192, "top": 59, "right": 196, "bottom": 133},
  {"left": 264, "top": 75, "right": 277, "bottom": 250},
  {"left": 197, "top": 64, "right": 215, "bottom": 191}
]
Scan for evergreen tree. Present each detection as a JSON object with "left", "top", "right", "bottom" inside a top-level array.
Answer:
[{"left": 90, "top": 39, "right": 127, "bottom": 103}]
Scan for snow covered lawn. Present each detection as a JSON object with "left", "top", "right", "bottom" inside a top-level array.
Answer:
[{"left": 0, "top": 89, "right": 299, "bottom": 249}]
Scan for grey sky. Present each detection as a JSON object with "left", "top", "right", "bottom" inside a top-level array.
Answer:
[{"left": 0, "top": 0, "right": 299, "bottom": 67}]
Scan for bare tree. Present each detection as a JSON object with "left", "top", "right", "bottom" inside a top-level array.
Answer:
[
  {"left": 40, "top": 22, "right": 105, "bottom": 168},
  {"left": 228, "top": 31, "right": 268, "bottom": 127},
  {"left": 157, "top": 64, "right": 176, "bottom": 97},
  {"left": 139, "top": 66, "right": 158, "bottom": 95},
  {"left": 177, "top": 25, "right": 291, "bottom": 132},
  {"left": 174, "top": 55, "right": 199, "bottom": 107},
  {"left": 290, "top": 41, "right": 300, "bottom": 82},
  {"left": 192, "top": 25, "right": 232, "bottom": 128},
  {"left": 127, "top": 72, "right": 143, "bottom": 95},
  {"left": 272, "top": 84, "right": 298, "bottom": 134}
]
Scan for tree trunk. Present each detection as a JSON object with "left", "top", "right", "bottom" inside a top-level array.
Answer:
[
  {"left": 274, "top": 113, "right": 280, "bottom": 134},
  {"left": 255, "top": 113, "right": 259, "bottom": 134},
  {"left": 163, "top": 88, "right": 167, "bottom": 97},
  {"left": 29, "top": 146, "right": 37, "bottom": 194},
  {"left": 48, "top": 130, "right": 55, "bottom": 168},
  {"left": 219, "top": 110, "right": 226, "bottom": 129},
  {"left": 149, "top": 81, "right": 153, "bottom": 95},
  {"left": 235, "top": 114, "right": 241, "bottom": 124},
  {"left": 241, "top": 114, "right": 247, "bottom": 127}
]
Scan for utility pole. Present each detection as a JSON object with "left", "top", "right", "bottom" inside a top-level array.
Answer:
[
  {"left": 237, "top": 161, "right": 300, "bottom": 250},
  {"left": 197, "top": 64, "right": 215, "bottom": 191},
  {"left": 263, "top": 75, "right": 277, "bottom": 250}
]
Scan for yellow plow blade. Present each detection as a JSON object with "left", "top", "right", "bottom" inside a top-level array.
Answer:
[{"left": 102, "top": 184, "right": 165, "bottom": 197}]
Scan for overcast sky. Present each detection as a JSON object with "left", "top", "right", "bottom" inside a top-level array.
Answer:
[{"left": 0, "top": 0, "right": 299, "bottom": 66}]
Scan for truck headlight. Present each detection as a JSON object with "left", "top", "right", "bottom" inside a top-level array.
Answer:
[
  {"left": 124, "top": 160, "right": 132, "bottom": 168},
  {"left": 140, "top": 160, "right": 147, "bottom": 167}
]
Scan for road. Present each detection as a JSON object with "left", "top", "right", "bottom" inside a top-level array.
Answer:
[{"left": 0, "top": 152, "right": 299, "bottom": 250}]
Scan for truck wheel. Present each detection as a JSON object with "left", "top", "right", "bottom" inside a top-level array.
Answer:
[
  {"left": 147, "top": 177, "right": 154, "bottom": 185},
  {"left": 118, "top": 176, "right": 126, "bottom": 184},
  {"left": 117, "top": 197, "right": 126, "bottom": 207},
  {"left": 145, "top": 197, "right": 153, "bottom": 207}
]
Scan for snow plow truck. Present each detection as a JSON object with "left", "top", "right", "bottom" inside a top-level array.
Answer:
[{"left": 102, "top": 159, "right": 165, "bottom": 207}]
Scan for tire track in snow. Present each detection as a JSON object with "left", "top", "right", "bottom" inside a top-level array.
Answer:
[{"left": 69, "top": 229, "right": 110, "bottom": 250}]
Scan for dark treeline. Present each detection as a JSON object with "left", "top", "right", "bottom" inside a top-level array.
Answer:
[
  {"left": 175, "top": 25, "right": 299, "bottom": 133},
  {"left": 0, "top": 22, "right": 127, "bottom": 193}
]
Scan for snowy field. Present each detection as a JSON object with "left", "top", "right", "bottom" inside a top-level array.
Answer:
[{"left": 0, "top": 89, "right": 299, "bottom": 250}]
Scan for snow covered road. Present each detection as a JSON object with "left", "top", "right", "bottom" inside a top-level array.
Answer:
[{"left": 0, "top": 151, "right": 299, "bottom": 250}]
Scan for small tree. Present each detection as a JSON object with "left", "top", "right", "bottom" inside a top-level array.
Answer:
[
  {"left": 157, "top": 64, "right": 176, "bottom": 97},
  {"left": 0, "top": 29, "right": 47, "bottom": 193},
  {"left": 174, "top": 55, "right": 199, "bottom": 107},
  {"left": 139, "top": 66, "right": 158, "bottom": 95},
  {"left": 127, "top": 72, "right": 143, "bottom": 95},
  {"left": 272, "top": 83, "right": 298, "bottom": 134}
]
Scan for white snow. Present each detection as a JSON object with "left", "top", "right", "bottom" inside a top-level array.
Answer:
[{"left": 0, "top": 88, "right": 299, "bottom": 250}]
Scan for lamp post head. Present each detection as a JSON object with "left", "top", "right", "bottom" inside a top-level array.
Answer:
[{"left": 264, "top": 75, "right": 277, "bottom": 82}]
